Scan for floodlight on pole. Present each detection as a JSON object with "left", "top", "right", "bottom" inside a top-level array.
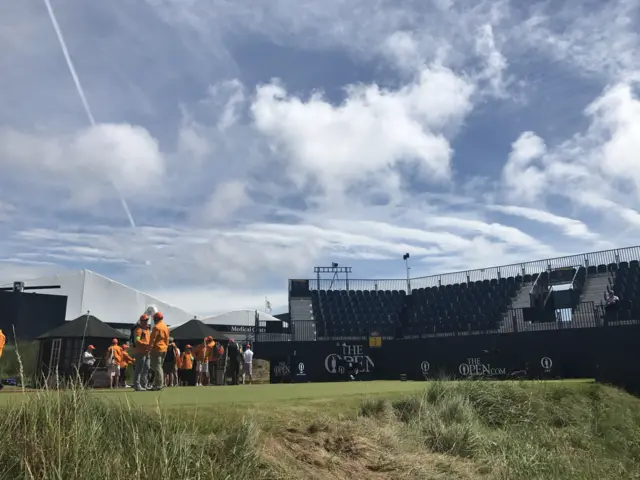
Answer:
[{"left": 403, "top": 253, "right": 411, "bottom": 292}]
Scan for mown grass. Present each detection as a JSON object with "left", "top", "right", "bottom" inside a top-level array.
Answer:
[{"left": 0, "top": 379, "right": 639, "bottom": 479}]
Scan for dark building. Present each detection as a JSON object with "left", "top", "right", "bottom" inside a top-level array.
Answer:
[{"left": 0, "top": 291, "right": 67, "bottom": 341}]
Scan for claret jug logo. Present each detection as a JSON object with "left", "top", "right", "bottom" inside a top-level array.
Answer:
[{"left": 325, "top": 343, "right": 374, "bottom": 374}]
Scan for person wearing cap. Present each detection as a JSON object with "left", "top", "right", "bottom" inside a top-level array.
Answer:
[
  {"left": 119, "top": 344, "right": 134, "bottom": 387},
  {"left": 193, "top": 337, "right": 215, "bottom": 386},
  {"left": 133, "top": 314, "right": 152, "bottom": 391},
  {"left": 149, "top": 311, "right": 170, "bottom": 390},
  {"left": 163, "top": 338, "right": 181, "bottom": 387},
  {"left": 179, "top": 345, "right": 194, "bottom": 386},
  {"left": 81, "top": 345, "right": 96, "bottom": 387},
  {"left": 106, "top": 339, "right": 124, "bottom": 389}
]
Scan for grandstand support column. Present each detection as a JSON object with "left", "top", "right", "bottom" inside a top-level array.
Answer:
[{"left": 403, "top": 253, "right": 411, "bottom": 293}]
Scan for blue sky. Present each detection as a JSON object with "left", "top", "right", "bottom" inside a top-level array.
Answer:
[{"left": 1, "top": 0, "right": 639, "bottom": 315}]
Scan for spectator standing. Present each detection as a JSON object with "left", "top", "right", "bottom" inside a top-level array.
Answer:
[
  {"left": 193, "top": 337, "right": 215, "bottom": 386},
  {"left": 106, "top": 339, "right": 123, "bottom": 389},
  {"left": 0, "top": 329, "right": 4, "bottom": 390},
  {"left": 80, "top": 345, "right": 96, "bottom": 387},
  {"left": 149, "top": 311, "right": 169, "bottom": 391},
  {"left": 227, "top": 339, "right": 241, "bottom": 385},
  {"left": 119, "top": 344, "right": 134, "bottom": 387},
  {"left": 164, "top": 338, "right": 181, "bottom": 387},
  {"left": 179, "top": 345, "right": 194, "bottom": 386},
  {"left": 605, "top": 291, "right": 620, "bottom": 323},
  {"left": 606, "top": 291, "right": 619, "bottom": 307},
  {"left": 0, "top": 329, "right": 5, "bottom": 361},
  {"left": 133, "top": 314, "right": 151, "bottom": 391},
  {"left": 208, "top": 342, "right": 224, "bottom": 386},
  {"left": 243, "top": 344, "right": 254, "bottom": 385}
]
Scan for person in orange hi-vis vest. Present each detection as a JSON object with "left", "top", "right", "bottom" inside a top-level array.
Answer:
[
  {"left": 119, "top": 344, "right": 134, "bottom": 387},
  {"left": 179, "top": 345, "right": 194, "bottom": 386},
  {"left": 0, "top": 329, "right": 5, "bottom": 390},
  {"left": 149, "top": 311, "right": 170, "bottom": 391},
  {"left": 164, "top": 338, "right": 181, "bottom": 387},
  {"left": 106, "top": 339, "right": 124, "bottom": 389},
  {"left": 193, "top": 336, "right": 215, "bottom": 386},
  {"left": 208, "top": 341, "right": 224, "bottom": 386},
  {"left": 0, "top": 329, "right": 5, "bottom": 360},
  {"left": 133, "top": 314, "right": 151, "bottom": 391}
]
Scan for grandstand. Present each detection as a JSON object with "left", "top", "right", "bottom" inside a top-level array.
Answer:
[{"left": 276, "top": 246, "right": 640, "bottom": 342}]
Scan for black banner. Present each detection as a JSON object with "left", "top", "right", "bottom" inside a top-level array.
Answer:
[{"left": 256, "top": 325, "right": 640, "bottom": 383}]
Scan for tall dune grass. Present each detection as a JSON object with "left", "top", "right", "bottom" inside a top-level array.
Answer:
[
  {"left": 0, "top": 385, "right": 268, "bottom": 480},
  {"left": 360, "top": 380, "right": 640, "bottom": 479}
]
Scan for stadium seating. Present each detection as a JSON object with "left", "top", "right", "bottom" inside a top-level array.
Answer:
[
  {"left": 309, "top": 257, "right": 640, "bottom": 338},
  {"left": 606, "top": 260, "right": 640, "bottom": 321},
  {"left": 405, "top": 277, "right": 519, "bottom": 335},
  {"left": 312, "top": 289, "right": 405, "bottom": 338}
]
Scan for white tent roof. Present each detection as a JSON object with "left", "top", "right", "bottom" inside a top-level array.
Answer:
[
  {"left": 2, "top": 270, "right": 196, "bottom": 325},
  {"left": 201, "top": 309, "right": 280, "bottom": 327}
]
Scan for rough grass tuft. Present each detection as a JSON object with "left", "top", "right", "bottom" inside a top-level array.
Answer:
[
  {"left": 0, "top": 388, "right": 268, "bottom": 480},
  {"left": 364, "top": 380, "right": 640, "bottom": 479}
]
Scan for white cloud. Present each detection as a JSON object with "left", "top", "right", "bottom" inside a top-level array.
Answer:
[
  {"left": 474, "top": 24, "right": 509, "bottom": 97},
  {"left": 0, "top": 123, "right": 165, "bottom": 204},
  {"left": 501, "top": 80, "right": 640, "bottom": 232},
  {"left": 200, "top": 180, "right": 250, "bottom": 223},
  {"left": 486, "top": 205, "right": 599, "bottom": 240},
  {"left": 502, "top": 131, "right": 547, "bottom": 203},
  {"left": 251, "top": 66, "right": 474, "bottom": 202},
  {"left": 521, "top": 0, "right": 640, "bottom": 81},
  {"left": 382, "top": 31, "right": 425, "bottom": 73}
]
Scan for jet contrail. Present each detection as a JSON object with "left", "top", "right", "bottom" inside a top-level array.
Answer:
[
  {"left": 42, "top": 0, "right": 137, "bottom": 229},
  {"left": 42, "top": 0, "right": 167, "bottom": 290}
]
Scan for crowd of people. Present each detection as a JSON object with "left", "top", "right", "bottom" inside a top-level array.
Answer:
[{"left": 80, "top": 310, "right": 255, "bottom": 390}]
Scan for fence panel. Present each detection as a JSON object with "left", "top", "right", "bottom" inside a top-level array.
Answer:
[
  {"left": 302, "top": 246, "right": 640, "bottom": 293},
  {"left": 292, "top": 320, "right": 317, "bottom": 341},
  {"left": 312, "top": 278, "right": 407, "bottom": 292}
]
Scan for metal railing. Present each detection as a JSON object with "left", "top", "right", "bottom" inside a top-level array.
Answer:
[
  {"left": 255, "top": 300, "right": 640, "bottom": 342},
  {"left": 504, "top": 301, "right": 602, "bottom": 332},
  {"left": 570, "top": 266, "right": 581, "bottom": 290},
  {"left": 303, "top": 246, "right": 640, "bottom": 292}
]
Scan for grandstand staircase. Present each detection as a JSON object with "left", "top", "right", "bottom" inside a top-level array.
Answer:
[
  {"left": 289, "top": 297, "right": 316, "bottom": 341},
  {"left": 501, "top": 282, "right": 532, "bottom": 332},
  {"left": 510, "top": 282, "right": 533, "bottom": 309},
  {"left": 579, "top": 274, "right": 609, "bottom": 306},
  {"left": 569, "top": 273, "right": 609, "bottom": 327}
]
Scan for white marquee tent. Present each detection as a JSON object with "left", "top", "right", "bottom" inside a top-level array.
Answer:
[
  {"left": 201, "top": 309, "right": 282, "bottom": 327},
  {"left": 2, "top": 270, "right": 196, "bottom": 325}
]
